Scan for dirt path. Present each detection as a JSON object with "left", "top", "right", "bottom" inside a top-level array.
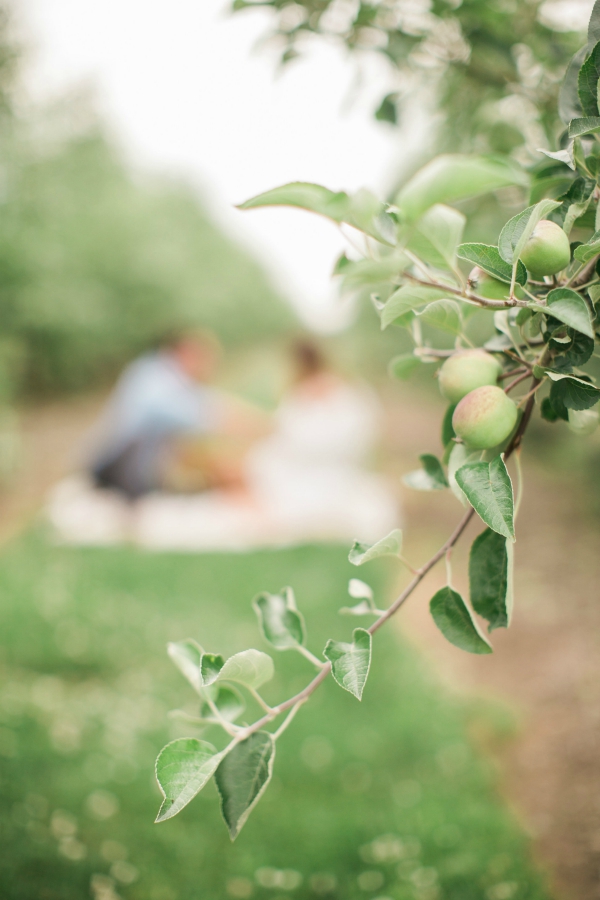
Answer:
[
  {"left": 385, "top": 384, "right": 600, "bottom": 900},
  {"left": 2, "top": 389, "right": 600, "bottom": 899}
]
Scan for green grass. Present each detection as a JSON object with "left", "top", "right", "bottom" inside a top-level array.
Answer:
[{"left": 0, "top": 532, "right": 550, "bottom": 900}]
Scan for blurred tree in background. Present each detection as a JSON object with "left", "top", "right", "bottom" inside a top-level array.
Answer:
[
  {"left": 233, "top": 0, "right": 582, "bottom": 158},
  {"left": 0, "top": 5, "right": 293, "bottom": 404}
]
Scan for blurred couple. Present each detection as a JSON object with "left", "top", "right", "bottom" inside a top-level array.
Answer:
[{"left": 49, "top": 329, "right": 399, "bottom": 548}]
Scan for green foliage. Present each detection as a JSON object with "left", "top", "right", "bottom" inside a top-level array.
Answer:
[
  {"left": 395, "top": 156, "right": 526, "bottom": 223},
  {"left": 403, "top": 454, "right": 449, "bottom": 492},
  {"left": 458, "top": 244, "right": 527, "bottom": 286},
  {"left": 429, "top": 587, "right": 492, "bottom": 655},
  {"left": 323, "top": 628, "right": 372, "bottom": 701},
  {"left": 348, "top": 529, "right": 403, "bottom": 565},
  {"left": 233, "top": 0, "right": 582, "bottom": 155},
  {"left": 217, "top": 650, "right": 275, "bottom": 690},
  {"left": 455, "top": 457, "right": 515, "bottom": 541},
  {"left": 155, "top": 738, "right": 222, "bottom": 822},
  {"left": 215, "top": 732, "right": 276, "bottom": 840},
  {"left": 530, "top": 288, "right": 594, "bottom": 338},
  {"left": 468, "top": 530, "right": 513, "bottom": 632},
  {"left": 153, "top": 0, "right": 600, "bottom": 841},
  {"left": 497, "top": 200, "right": 562, "bottom": 266},
  {"left": 0, "top": 127, "right": 292, "bottom": 401},
  {"left": 253, "top": 588, "right": 306, "bottom": 650},
  {"left": 0, "top": 536, "right": 551, "bottom": 898}
]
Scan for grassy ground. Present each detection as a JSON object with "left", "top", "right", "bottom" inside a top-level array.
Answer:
[{"left": 0, "top": 532, "right": 550, "bottom": 900}]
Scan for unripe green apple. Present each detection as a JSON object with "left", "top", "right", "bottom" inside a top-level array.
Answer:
[
  {"left": 452, "top": 385, "right": 518, "bottom": 449},
  {"left": 468, "top": 266, "right": 510, "bottom": 300},
  {"left": 468, "top": 267, "right": 523, "bottom": 300},
  {"left": 519, "top": 219, "right": 570, "bottom": 278},
  {"left": 438, "top": 349, "right": 502, "bottom": 404}
]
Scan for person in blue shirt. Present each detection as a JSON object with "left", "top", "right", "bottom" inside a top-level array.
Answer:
[{"left": 89, "top": 330, "right": 256, "bottom": 498}]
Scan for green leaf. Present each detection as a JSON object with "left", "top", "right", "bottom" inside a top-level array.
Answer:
[
  {"left": 200, "top": 652, "right": 225, "bottom": 686},
  {"left": 200, "top": 685, "right": 246, "bottom": 723},
  {"left": 338, "top": 253, "right": 409, "bottom": 291},
  {"left": 441, "top": 404, "right": 457, "bottom": 447},
  {"left": 340, "top": 580, "right": 377, "bottom": 616},
  {"left": 541, "top": 396, "right": 562, "bottom": 422},
  {"left": 396, "top": 155, "right": 527, "bottom": 223},
  {"left": 155, "top": 738, "right": 222, "bottom": 822},
  {"left": 455, "top": 456, "right": 515, "bottom": 540},
  {"left": 238, "top": 182, "right": 350, "bottom": 220},
  {"left": 348, "top": 578, "right": 373, "bottom": 601},
  {"left": 498, "top": 199, "right": 562, "bottom": 265},
  {"left": 529, "top": 288, "right": 594, "bottom": 338},
  {"left": 529, "top": 148, "right": 575, "bottom": 172},
  {"left": 469, "top": 529, "right": 512, "bottom": 632},
  {"left": 568, "top": 116, "right": 600, "bottom": 138},
  {"left": 405, "top": 204, "right": 465, "bottom": 270},
  {"left": 218, "top": 650, "right": 275, "bottom": 689},
  {"left": 375, "top": 93, "right": 397, "bottom": 124},
  {"left": 339, "top": 600, "right": 376, "bottom": 616},
  {"left": 349, "top": 528, "right": 403, "bottom": 565},
  {"left": 167, "top": 639, "right": 204, "bottom": 693},
  {"left": 253, "top": 587, "right": 306, "bottom": 650},
  {"left": 345, "top": 188, "right": 398, "bottom": 245},
  {"left": 237, "top": 182, "right": 396, "bottom": 245},
  {"left": 578, "top": 41, "right": 600, "bottom": 116},
  {"left": 589, "top": 283, "right": 600, "bottom": 303},
  {"left": 589, "top": 0, "right": 600, "bottom": 43},
  {"left": 403, "top": 453, "right": 448, "bottom": 491},
  {"left": 416, "top": 299, "right": 461, "bottom": 334},
  {"left": 429, "top": 587, "right": 492, "bottom": 654},
  {"left": 447, "top": 443, "right": 480, "bottom": 506},
  {"left": 457, "top": 243, "right": 527, "bottom": 286},
  {"left": 547, "top": 372, "right": 600, "bottom": 412},
  {"left": 167, "top": 640, "right": 224, "bottom": 690},
  {"left": 215, "top": 732, "right": 275, "bottom": 840},
  {"left": 388, "top": 353, "right": 420, "bottom": 380},
  {"left": 556, "top": 330, "right": 595, "bottom": 366},
  {"left": 553, "top": 176, "right": 596, "bottom": 235},
  {"left": 380, "top": 284, "right": 450, "bottom": 329},
  {"left": 573, "top": 229, "right": 600, "bottom": 263},
  {"left": 323, "top": 627, "right": 372, "bottom": 700},
  {"left": 559, "top": 46, "right": 587, "bottom": 124}
]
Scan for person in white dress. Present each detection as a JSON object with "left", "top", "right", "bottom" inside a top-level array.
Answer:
[{"left": 246, "top": 339, "right": 399, "bottom": 544}]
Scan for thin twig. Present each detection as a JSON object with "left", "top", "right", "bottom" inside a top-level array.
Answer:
[
  {"left": 563, "top": 255, "right": 599, "bottom": 289},
  {"left": 221, "top": 372, "right": 539, "bottom": 747},
  {"left": 273, "top": 700, "right": 306, "bottom": 739},
  {"left": 403, "top": 271, "right": 529, "bottom": 310},
  {"left": 498, "top": 367, "right": 526, "bottom": 381},
  {"left": 513, "top": 449, "right": 524, "bottom": 522},
  {"left": 297, "top": 645, "right": 327, "bottom": 668},
  {"left": 248, "top": 686, "right": 273, "bottom": 713},
  {"left": 504, "top": 370, "right": 532, "bottom": 394}
]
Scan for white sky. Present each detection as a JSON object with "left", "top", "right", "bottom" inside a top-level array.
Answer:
[{"left": 17, "top": 0, "right": 416, "bottom": 330}]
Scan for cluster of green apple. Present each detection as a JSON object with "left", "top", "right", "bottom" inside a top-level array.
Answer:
[
  {"left": 440, "top": 219, "right": 572, "bottom": 450},
  {"left": 469, "top": 220, "right": 570, "bottom": 298}
]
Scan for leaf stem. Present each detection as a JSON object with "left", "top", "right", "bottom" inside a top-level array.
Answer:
[
  {"left": 273, "top": 700, "right": 306, "bottom": 740},
  {"left": 513, "top": 449, "right": 524, "bottom": 522},
  {"left": 297, "top": 645, "right": 327, "bottom": 668},
  {"left": 247, "top": 686, "right": 273, "bottom": 713},
  {"left": 445, "top": 547, "right": 453, "bottom": 587},
  {"left": 218, "top": 388, "right": 538, "bottom": 747},
  {"left": 204, "top": 695, "right": 241, "bottom": 737},
  {"left": 399, "top": 555, "right": 421, "bottom": 575},
  {"left": 504, "top": 370, "right": 532, "bottom": 393},
  {"left": 403, "top": 271, "right": 528, "bottom": 310}
]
